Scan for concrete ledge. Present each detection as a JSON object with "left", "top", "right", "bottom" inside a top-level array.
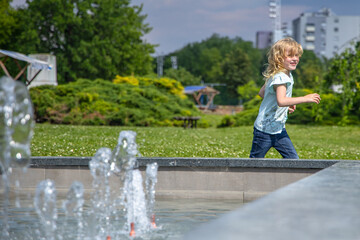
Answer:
[
  {"left": 1, "top": 157, "right": 339, "bottom": 201},
  {"left": 184, "top": 160, "right": 360, "bottom": 240},
  {"left": 30, "top": 156, "right": 338, "bottom": 169}
]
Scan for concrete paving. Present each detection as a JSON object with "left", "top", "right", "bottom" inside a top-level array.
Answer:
[{"left": 183, "top": 160, "right": 360, "bottom": 240}]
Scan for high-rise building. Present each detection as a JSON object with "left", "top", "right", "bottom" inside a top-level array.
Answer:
[
  {"left": 256, "top": 31, "right": 273, "bottom": 49},
  {"left": 292, "top": 8, "right": 360, "bottom": 59}
]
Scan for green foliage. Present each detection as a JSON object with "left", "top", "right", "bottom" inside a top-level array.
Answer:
[
  {"left": 29, "top": 77, "right": 200, "bottom": 126},
  {"left": 3, "top": 0, "right": 155, "bottom": 83},
  {"left": 164, "top": 34, "right": 264, "bottom": 105},
  {"left": 164, "top": 67, "right": 202, "bottom": 86},
  {"left": 324, "top": 43, "right": 360, "bottom": 125},
  {"left": 163, "top": 35, "right": 329, "bottom": 106},
  {"left": 231, "top": 96, "right": 262, "bottom": 126},
  {"left": 217, "top": 115, "right": 236, "bottom": 128},
  {"left": 237, "top": 80, "right": 260, "bottom": 103},
  {"left": 220, "top": 48, "right": 253, "bottom": 98},
  {"left": 0, "top": 0, "right": 16, "bottom": 46},
  {"left": 294, "top": 50, "right": 325, "bottom": 89},
  {"left": 196, "top": 119, "right": 210, "bottom": 128}
]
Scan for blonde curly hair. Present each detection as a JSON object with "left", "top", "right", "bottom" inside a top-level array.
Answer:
[{"left": 263, "top": 37, "right": 303, "bottom": 80}]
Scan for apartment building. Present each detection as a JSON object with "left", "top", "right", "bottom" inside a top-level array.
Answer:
[{"left": 292, "top": 8, "right": 360, "bottom": 59}]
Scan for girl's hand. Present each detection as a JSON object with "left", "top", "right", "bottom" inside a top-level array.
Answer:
[
  {"left": 304, "top": 93, "right": 321, "bottom": 104},
  {"left": 289, "top": 105, "right": 296, "bottom": 114}
]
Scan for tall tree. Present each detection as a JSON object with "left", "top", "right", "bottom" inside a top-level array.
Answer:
[
  {"left": 294, "top": 50, "right": 324, "bottom": 89},
  {"left": 220, "top": 47, "right": 253, "bottom": 99},
  {"left": 165, "top": 34, "right": 263, "bottom": 86},
  {"left": 0, "top": 0, "right": 16, "bottom": 47},
  {"left": 325, "top": 43, "right": 360, "bottom": 125},
  {"left": 7, "top": 0, "right": 155, "bottom": 83},
  {"left": 164, "top": 67, "right": 201, "bottom": 87}
]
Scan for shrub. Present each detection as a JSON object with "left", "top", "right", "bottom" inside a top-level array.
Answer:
[
  {"left": 30, "top": 77, "right": 199, "bottom": 127},
  {"left": 197, "top": 119, "right": 210, "bottom": 128},
  {"left": 218, "top": 115, "right": 236, "bottom": 127}
]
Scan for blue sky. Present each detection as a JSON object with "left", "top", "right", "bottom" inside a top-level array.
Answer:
[
  {"left": 131, "top": 0, "right": 360, "bottom": 55},
  {"left": 12, "top": 0, "right": 360, "bottom": 55}
]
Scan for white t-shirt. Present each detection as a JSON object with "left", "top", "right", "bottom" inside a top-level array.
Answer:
[{"left": 254, "top": 72, "right": 294, "bottom": 134}]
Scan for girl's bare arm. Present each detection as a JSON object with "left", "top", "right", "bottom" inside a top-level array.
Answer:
[{"left": 274, "top": 84, "right": 321, "bottom": 107}]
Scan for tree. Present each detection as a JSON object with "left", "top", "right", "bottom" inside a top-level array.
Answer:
[
  {"left": 198, "top": 47, "right": 222, "bottom": 82},
  {"left": 324, "top": 43, "right": 360, "bottom": 125},
  {"left": 233, "top": 39, "right": 264, "bottom": 84},
  {"left": 220, "top": 48, "right": 253, "bottom": 99},
  {"left": 0, "top": 0, "right": 31, "bottom": 78},
  {"left": 0, "top": 0, "right": 16, "bottom": 47},
  {"left": 4, "top": 0, "right": 155, "bottom": 83},
  {"left": 164, "top": 67, "right": 201, "bottom": 87},
  {"left": 237, "top": 80, "right": 260, "bottom": 103},
  {"left": 294, "top": 50, "right": 324, "bottom": 89}
]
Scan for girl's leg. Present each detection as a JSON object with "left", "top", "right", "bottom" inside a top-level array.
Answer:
[
  {"left": 249, "top": 128, "right": 272, "bottom": 158},
  {"left": 273, "top": 128, "right": 299, "bottom": 159}
]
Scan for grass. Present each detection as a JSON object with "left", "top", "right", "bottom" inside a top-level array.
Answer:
[{"left": 31, "top": 123, "right": 360, "bottom": 160}]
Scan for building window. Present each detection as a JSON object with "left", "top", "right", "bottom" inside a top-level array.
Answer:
[
  {"left": 334, "top": 27, "right": 339, "bottom": 32},
  {"left": 306, "top": 35, "right": 315, "bottom": 41},
  {"left": 306, "top": 24, "right": 315, "bottom": 32},
  {"left": 306, "top": 44, "right": 315, "bottom": 50}
]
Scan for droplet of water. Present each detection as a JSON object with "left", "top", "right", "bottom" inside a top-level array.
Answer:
[{"left": 34, "top": 179, "right": 57, "bottom": 240}]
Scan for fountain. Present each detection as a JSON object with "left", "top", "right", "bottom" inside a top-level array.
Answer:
[
  {"left": 0, "top": 76, "right": 34, "bottom": 238},
  {"left": 0, "top": 76, "right": 160, "bottom": 239}
]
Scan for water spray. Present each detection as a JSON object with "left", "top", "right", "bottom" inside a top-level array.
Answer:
[
  {"left": 146, "top": 162, "right": 159, "bottom": 229},
  {"left": 0, "top": 76, "right": 34, "bottom": 238},
  {"left": 0, "top": 84, "right": 160, "bottom": 239}
]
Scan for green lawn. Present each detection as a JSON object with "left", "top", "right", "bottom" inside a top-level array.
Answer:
[{"left": 31, "top": 123, "right": 360, "bottom": 160}]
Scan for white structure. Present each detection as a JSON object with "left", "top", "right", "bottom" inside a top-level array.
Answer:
[
  {"left": 292, "top": 8, "right": 360, "bottom": 59},
  {"left": 269, "top": 0, "right": 282, "bottom": 43},
  {"left": 27, "top": 54, "right": 57, "bottom": 88}
]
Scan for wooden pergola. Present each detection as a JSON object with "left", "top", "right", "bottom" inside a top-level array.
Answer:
[
  {"left": 184, "top": 85, "right": 220, "bottom": 110},
  {"left": 0, "top": 49, "right": 51, "bottom": 86}
]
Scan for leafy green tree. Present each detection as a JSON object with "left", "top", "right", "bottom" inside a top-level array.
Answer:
[
  {"left": 0, "top": 0, "right": 31, "bottom": 79},
  {"left": 164, "top": 67, "right": 201, "bottom": 86},
  {"left": 324, "top": 43, "right": 360, "bottom": 125},
  {"left": 237, "top": 80, "right": 260, "bottom": 104},
  {"left": 294, "top": 50, "right": 324, "bottom": 89},
  {"left": 166, "top": 34, "right": 260, "bottom": 82},
  {"left": 4, "top": 0, "right": 155, "bottom": 83},
  {"left": 220, "top": 48, "right": 253, "bottom": 99},
  {"left": 233, "top": 39, "right": 264, "bottom": 84},
  {"left": 0, "top": 0, "right": 16, "bottom": 47},
  {"left": 199, "top": 47, "right": 222, "bottom": 82},
  {"left": 162, "top": 34, "right": 265, "bottom": 105}
]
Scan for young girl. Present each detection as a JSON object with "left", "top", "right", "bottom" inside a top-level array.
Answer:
[{"left": 249, "top": 37, "right": 321, "bottom": 159}]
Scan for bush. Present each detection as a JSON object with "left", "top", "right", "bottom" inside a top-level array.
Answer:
[
  {"left": 233, "top": 107, "right": 259, "bottom": 126},
  {"left": 29, "top": 77, "right": 200, "bottom": 127},
  {"left": 217, "top": 115, "right": 236, "bottom": 127},
  {"left": 197, "top": 119, "right": 210, "bottom": 128}
]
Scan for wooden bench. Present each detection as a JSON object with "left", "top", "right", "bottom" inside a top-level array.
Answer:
[{"left": 173, "top": 116, "right": 201, "bottom": 129}]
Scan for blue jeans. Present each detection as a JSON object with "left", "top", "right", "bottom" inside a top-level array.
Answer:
[{"left": 249, "top": 127, "right": 299, "bottom": 159}]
